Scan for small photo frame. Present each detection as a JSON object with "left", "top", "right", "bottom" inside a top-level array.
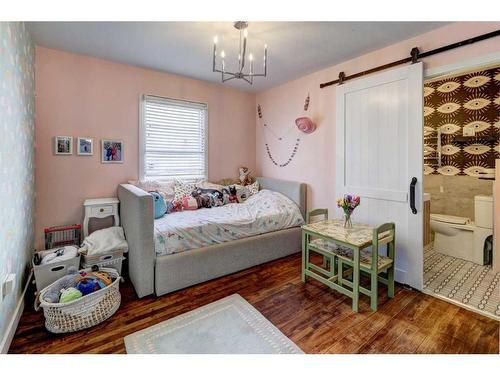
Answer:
[
  {"left": 101, "top": 139, "right": 124, "bottom": 163},
  {"left": 54, "top": 136, "right": 73, "bottom": 155},
  {"left": 77, "top": 137, "right": 93, "bottom": 156}
]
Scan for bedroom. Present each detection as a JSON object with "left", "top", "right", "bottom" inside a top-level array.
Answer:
[{"left": 1, "top": 0, "right": 500, "bottom": 371}]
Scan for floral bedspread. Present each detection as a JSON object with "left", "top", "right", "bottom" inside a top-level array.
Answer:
[{"left": 154, "top": 190, "right": 304, "bottom": 256}]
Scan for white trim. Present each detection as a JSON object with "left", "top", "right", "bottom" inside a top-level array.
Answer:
[
  {"left": 395, "top": 268, "right": 406, "bottom": 285},
  {"left": 0, "top": 271, "right": 32, "bottom": 354},
  {"left": 423, "top": 289, "right": 500, "bottom": 322},
  {"left": 139, "top": 95, "right": 146, "bottom": 180},
  {"left": 424, "top": 52, "right": 500, "bottom": 80}
]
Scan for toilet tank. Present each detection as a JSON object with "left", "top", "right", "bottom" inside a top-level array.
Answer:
[{"left": 474, "top": 195, "right": 493, "bottom": 229}]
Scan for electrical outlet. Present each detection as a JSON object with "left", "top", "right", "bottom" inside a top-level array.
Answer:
[
  {"left": 1, "top": 274, "right": 16, "bottom": 302},
  {"left": 439, "top": 186, "right": 444, "bottom": 193}
]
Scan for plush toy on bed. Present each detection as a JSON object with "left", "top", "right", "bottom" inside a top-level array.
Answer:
[
  {"left": 192, "top": 188, "right": 224, "bottom": 208},
  {"left": 151, "top": 191, "right": 168, "bottom": 219},
  {"left": 227, "top": 185, "right": 238, "bottom": 204},
  {"left": 181, "top": 195, "right": 199, "bottom": 210},
  {"left": 239, "top": 167, "right": 253, "bottom": 186}
]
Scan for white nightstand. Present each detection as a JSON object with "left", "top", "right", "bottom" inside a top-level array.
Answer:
[{"left": 83, "top": 197, "right": 120, "bottom": 238}]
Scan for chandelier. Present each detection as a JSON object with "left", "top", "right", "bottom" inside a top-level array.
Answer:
[{"left": 212, "top": 21, "right": 267, "bottom": 84}]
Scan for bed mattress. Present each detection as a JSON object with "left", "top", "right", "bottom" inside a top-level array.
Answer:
[{"left": 154, "top": 189, "right": 304, "bottom": 256}]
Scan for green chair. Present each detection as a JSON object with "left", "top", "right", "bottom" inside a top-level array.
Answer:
[
  {"left": 304, "top": 209, "right": 337, "bottom": 279},
  {"left": 332, "top": 223, "right": 396, "bottom": 311}
]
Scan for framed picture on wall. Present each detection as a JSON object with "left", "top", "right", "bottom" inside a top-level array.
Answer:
[
  {"left": 54, "top": 136, "right": 73, "bottom": 155},
  {"left": 101, "top": 139, "right": 124, "bottom": 163},
  {"left": 77, "top": 137, "right": 93, "bottom": 156}
]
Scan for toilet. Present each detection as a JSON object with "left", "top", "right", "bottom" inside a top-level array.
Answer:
[{"left": 430, "top": 195, "right": 493, "bottom": 265}]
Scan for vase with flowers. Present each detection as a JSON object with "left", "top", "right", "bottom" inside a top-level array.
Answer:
[{"left": 336, "top": 194, "right": 361, "bottom": 228}]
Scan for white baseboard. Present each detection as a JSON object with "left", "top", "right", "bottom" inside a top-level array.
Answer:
[
  {"left": 0, "top": 272, "right": 32, "bottom": 354},
  {"left": 395, "top": 268, "right": 406, "bottom": 285}
]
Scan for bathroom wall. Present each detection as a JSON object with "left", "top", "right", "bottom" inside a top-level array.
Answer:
[
  {"left": 0, "top": 22, "right": 35, "bottom": 351},
  {"left": 423, "top": 65, "right": 500, "bottom": 177},
  {"left": 424, "top": 174, "right": 493, "bottom": 219}
]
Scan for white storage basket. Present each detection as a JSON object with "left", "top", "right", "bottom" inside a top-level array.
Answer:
[
  {"left": 35, "top": 267, "right": 122, "bottom": 333},
  {"left": 33, "top": 253, "right": 81, "bottom": 293},
  {"left": 81, "top": 249, "right": 125, "bottom": 274}
]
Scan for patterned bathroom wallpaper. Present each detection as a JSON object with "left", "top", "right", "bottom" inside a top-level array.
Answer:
[
  {"left": 423, "top": 65, "right": 500, "bottom": 176},
  {"left": 0, "top": 22, "right": 35, "bottom": 347}
]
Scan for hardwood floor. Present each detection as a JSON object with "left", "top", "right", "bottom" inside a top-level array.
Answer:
[{"left": 9, "top": 253, "right": 499, "bottom": 354}]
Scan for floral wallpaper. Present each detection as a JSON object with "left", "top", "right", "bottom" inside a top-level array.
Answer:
[
  {"left": 0, "top": 22, "right": 35, "bottom": 347},
  {"left": 423, "top": 66, "right": 500, "bottom": 176}
]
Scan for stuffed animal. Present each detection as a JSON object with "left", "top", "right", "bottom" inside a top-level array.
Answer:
[
  {"left": 181, "top": 195, "right": 198, "bottom": 210},
  {"left": 76, "top": 278, "right": 101, "bottom": 296},
  {"left": 59, "top": 287, "right": 82, "bottom": 303},
  {"left": 165, "top": 201, "right": 174, "bottom": 214},
  {"left": 43, "top": 266, "right": 79, "bottom": 303},
  {"left": 75, "top": 269, "right": 113, "bottom": 295},
  {"left": 151, "top": 192, "right": 167, "bottom": 219},
  {"left": 236, "top": 186, "right": 250, "bottom": 203},
  {"left": 222, "top": 190, "right": 231, "bottom": 205},
  {"left": 92, "top": 271, "right": 113, "bottom": 288},
  {"left": 171, "top": 200, "right": 183, "bottom": 212},
  {"left": 239, "top": 167, "right": 252, "bottom": 186},
  {"left": 227, "top": 186, "right": 238, "bottom": 203}
]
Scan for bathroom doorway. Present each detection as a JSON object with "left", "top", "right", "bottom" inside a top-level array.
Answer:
[{"left": 421, "top": 59, "right": 499, "bottom": 320}]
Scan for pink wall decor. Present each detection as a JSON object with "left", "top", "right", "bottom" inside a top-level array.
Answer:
[
  {"left": 295, "top": 117, "right": 316, "bottom": 134},
  {"left": 34, "top": 47, "right": 256, "bottom": 249}
]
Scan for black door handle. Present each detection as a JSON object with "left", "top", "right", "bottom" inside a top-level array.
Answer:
[{"left": 410, "top": 177, "right": 417, "bottom": 214}]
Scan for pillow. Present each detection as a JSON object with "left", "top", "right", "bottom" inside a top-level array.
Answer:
[
  {"left": 195, "top": 180, "right": 225, "bottom": 191},
  {"left": 151, "top": 192, "right": 167, "bottom": 219},
  {"left": 181, "top": 196, "right": 198, "bottom": 210},
  {"left": 129, "top": 179, "right": 175, "bottom": 202},
  {"left": 173, "top": 180, "right": 196, "bottom": 202},
  {"left": 247, "top": 181, "right": 260, "bottom": 196}
]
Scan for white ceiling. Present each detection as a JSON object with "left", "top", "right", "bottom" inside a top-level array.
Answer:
[{"left": 27, "top": 22, "right": 448, "bottom": 92}]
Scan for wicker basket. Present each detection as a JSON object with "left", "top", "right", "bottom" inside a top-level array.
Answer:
[{"left": 35, "top": 267, "right": 122, "bottom": 333}]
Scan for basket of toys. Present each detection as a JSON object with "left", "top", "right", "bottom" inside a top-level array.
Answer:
[{"left": 35, "top": 266, "right": 122, "bottom": 333}]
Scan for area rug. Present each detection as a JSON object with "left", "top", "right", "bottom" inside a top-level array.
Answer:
[
  {"left": 124, "top": 294, "right": 303, "bottom": 354},
  {"left": 424, "top": 244, "right": 500, "bottom": 321}
]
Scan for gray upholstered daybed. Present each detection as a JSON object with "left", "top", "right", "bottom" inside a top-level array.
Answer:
[{"left": 118, "top": 177, "right": 307, "bottom": 298}]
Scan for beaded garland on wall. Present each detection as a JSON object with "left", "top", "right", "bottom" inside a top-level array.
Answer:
[{"left": 259, "top": 94, "right": 310, "bottom": 168}]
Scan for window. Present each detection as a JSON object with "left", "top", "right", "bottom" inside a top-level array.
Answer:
[{"left": 140, "top": 95, "right": 208, "bottom": 181}]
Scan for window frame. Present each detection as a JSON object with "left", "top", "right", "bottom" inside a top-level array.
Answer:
[{"left": 139, "top": 94, "right": 209, "bottom": 181}]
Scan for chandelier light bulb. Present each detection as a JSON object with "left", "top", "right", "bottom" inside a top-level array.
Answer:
[
  {"left": 213, "top": 36, "right": 218, "bottom": 44},
  {"left": 249, "top": 54, "right": 253, "bottom": 61},
  {"left": 243, "top": 29, "right": 248, "bottom": 38},
  {"left": 220, "top": 50, "right": 225, "bottom": 58}
]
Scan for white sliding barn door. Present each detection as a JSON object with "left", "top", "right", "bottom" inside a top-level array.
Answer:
[{"left": 336, "top": 63, "right": 423, "bottom": 290}]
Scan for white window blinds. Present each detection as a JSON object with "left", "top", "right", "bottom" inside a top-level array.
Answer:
[{"left": 141, "top": 95, "right": 208, "bottom": 180}]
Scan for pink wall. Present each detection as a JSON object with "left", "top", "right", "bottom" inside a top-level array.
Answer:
[
  {"left": 256, "top": 22, "right": 500, "bottom": 216},
  {"left": 35, "top": 47, "right": 256, "bottom": 249}
]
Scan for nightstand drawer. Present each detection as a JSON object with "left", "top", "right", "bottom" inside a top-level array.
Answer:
[{"left": 91, "top": 205, "right": 114, "bottom": 216}]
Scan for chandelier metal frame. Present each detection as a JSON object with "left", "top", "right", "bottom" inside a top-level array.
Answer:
[{"left": 212, "top": 21, "right": 267, "bottom": 84}]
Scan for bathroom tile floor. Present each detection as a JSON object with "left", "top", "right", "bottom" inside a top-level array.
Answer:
[{"left": 424, "top": 244, "right": 500, "bottom": 320}]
